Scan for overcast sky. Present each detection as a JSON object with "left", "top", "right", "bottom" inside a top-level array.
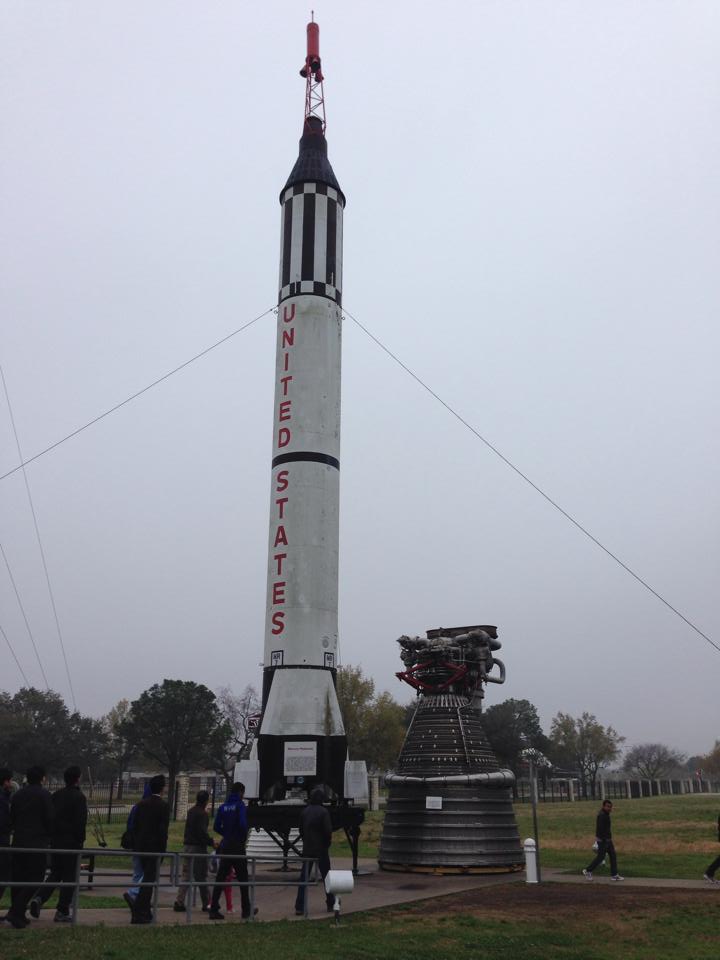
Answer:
[{"left": 1, "top": 0, "right": 718, "bottom": 757}]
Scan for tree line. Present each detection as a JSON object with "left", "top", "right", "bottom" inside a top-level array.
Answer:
[{"left": 2, "top": 667, "right": 708, "bottom": 807}]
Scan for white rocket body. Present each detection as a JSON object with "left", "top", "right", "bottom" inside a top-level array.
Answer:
[{"left": 257, "top": 118, "right": 347, "bottom": 799}]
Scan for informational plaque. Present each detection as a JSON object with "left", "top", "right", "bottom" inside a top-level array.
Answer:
[
  {"left": 284, "top": 741, "right": 317, "bottom": 776},
  {"left": 425, "top": 796, "right": 443, "bottom": 810},
  {"left": 344, "top": 760, "right": 369, "bottom": 803}
]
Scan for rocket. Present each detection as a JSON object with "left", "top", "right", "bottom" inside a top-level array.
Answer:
[{"left": 256, "top": 18, "right": 348, "bottom": 801}]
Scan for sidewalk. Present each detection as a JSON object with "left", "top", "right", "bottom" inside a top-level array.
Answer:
[{"left": 544, "top": 867, "right": 718, "bottom": 890}]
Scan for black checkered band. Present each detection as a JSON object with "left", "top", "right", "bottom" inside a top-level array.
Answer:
[{"left": 278, "top": 182, "right": 343, "bottom": 305}]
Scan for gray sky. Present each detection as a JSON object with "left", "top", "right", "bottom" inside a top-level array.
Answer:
[{"left": 1, "top": 0, "right": 718, "bottom": 756}]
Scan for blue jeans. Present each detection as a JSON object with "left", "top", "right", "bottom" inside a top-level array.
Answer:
[{"left": 127, "top": 856, "right": 143, "bottom": 899}]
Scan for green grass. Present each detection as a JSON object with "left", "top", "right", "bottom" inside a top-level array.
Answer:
[
  {"left": 331, "top": 795, "right": 720, "bottom": 878},
  {"left": 1, "top": 896, "right": 720, "bottom": 960},
  {"left": 512, "top": 794, "right": 720, "bottom": 879}
]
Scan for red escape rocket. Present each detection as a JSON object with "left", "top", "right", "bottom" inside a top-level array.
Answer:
[{"left": 256, "top": 18, "right": 348, "bottom": 800}]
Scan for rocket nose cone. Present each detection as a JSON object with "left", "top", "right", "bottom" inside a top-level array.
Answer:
[
  {"left": 303, "top": 115, "right": 325, "bottom": 138},
  {"left": 281, "top": 115, "right": 345, "bottom": 205}
]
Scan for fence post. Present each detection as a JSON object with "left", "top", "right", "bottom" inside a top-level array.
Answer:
[
  {"left": 106, "top": 779, "right": 115, "bottom": 824},
  {"left": 250, "top": 856, "right": 256, "bottom": 920},
  {"left": 71, "top": 848, "right": 82, "bottom": 926}
]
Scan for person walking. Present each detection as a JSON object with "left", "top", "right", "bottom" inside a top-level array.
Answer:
[
  {"left": 702, "top": 812, "right": 720, "bottom": 883},
  {"left": 0, "top": 768, "right": 13, "bottom": 920},
  {"left": 208, "top": 782, "right": 256, "bottom": 921},
  {"left": 29, "top": 766, "right": 88, "bottom": 922},
  {"left": 130, "top": 774, "right": 170, "bottom": 924},
  {"left": 122, "top": 782, "right": 152, "bottom": 913},
  {"left": 7, "top": 766, "right": 54, "bottom": 929},
  {"left": 582, "top": 799, "right": 624, "bottom": 881},
  {"left": 173, "top": 790, "right": 216, "bottom": 913},
  {"left": 294, "top": 788, "right": 335, "bottom": 915}
]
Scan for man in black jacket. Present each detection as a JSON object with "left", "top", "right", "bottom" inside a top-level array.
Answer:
[
  {"left": 30, "top": 766, "right": 87, "bottom": 922},
  {"left": 0, "top": 768, "right": 13, "bottom": 915},
  {"left": 131, "top": 774, "right": 170, "bottom": 924},
  {"left": 7, "top": 765, "right": 54, "bottom": 929},
  {"left": 582, "top": 799, "right": 624, "bottom": 881},
  {"left": 173, "top": 790, "right": 216, "bottom": 912},
  {"left": 294, "top": 788, "right": 335, "bottom": 915}
]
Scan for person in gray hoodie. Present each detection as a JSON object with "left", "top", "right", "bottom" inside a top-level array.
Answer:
[{"left": 294, "top": 788, "right": 334, "bottom": 915}]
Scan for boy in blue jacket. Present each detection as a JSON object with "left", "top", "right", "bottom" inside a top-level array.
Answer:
[{"left": 208, "top": 783, "right": 256, "bottom": 920}]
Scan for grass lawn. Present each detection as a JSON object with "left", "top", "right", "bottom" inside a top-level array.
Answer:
[
  {"left": 333, "top": 794, "right": 720, "bottom": 879},
  {"left": 1, "top": 884, "right": 720, "bottom": 959}
]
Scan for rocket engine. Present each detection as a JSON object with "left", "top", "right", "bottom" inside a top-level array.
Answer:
[{"left": 378, "top": 626, "right": 524, "bottom": 873}]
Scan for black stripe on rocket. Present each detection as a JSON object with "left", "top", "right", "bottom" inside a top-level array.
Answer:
[{"left": 278, "top": 183, "right": 343, "bottom": 305}]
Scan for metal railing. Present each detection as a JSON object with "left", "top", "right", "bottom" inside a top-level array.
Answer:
[{"left": 3, "top": 847, "right": 322, "bottom": 927}]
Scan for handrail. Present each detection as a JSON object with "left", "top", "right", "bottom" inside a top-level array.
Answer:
[{"left": 4, "top": 846, "right": 321, "bottom": 927}]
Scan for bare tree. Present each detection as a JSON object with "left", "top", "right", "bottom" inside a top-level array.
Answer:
[
  {"left": 208, "top": 685, "right": 261, "bottom": 788},
  {"left": 102, "top": 699, "right": 135, "bottom": 796},
  {"left": 623, "top": 743, "right": 686, "bottom": 781},
  {"left": 549, "top": 711, "right": 625, "bottom": 798}
]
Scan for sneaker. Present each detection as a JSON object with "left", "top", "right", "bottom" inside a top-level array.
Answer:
[
  {"left": 295, "top": 909, "right": 305, "bottom": 916},
  {"left": 29, "top": 898, "right": 41, "bottom": 919},
  {"left": 582, "top": 869, "right": 593, "bottom": 880},
  {"left": 201, "top": 904, "right": 210, "bottom": 912},
  {"left": 703, "top": 874, "right": 717, "bottom": 884},
  {"left": 611, "top": 874, "right": 625, "bottom": 881},
  {"left": 241, "top": 907, "right": 259, "bottom": 920},
  {"left": 208, "top": 910, "right": 225, "bottom": 920},
  {"left": 54, "top": 911, "right": 72, "bottom": 923},
  {"left": 172, "top": 902, "right": 186, "bottom": 913}
]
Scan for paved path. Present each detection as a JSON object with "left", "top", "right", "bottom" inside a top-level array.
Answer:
[{"left": 544, "top": 867, "right": 718, "bottom": 890}]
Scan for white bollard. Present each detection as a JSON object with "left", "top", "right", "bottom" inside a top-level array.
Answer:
[{"left": 524, "top": 838, "right": 538, "bottom": 884}]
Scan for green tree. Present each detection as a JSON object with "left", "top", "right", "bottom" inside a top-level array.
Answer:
[
  {"left": 623, "top": 743, "right": 686, "bottom": 781},
  {"left": 0, "top": 687, "right": 110, "bottom": 781},
  {"left": 482, "top": 698, "right": 549, "bottom": 775},
  {"left": 549, "top": 711, "right": 625, "bottom": 798},
  {"left": 336, "top": 666, "right": 407, "bottom": 772},
  {"left": 0, "top": 687, "right": 73, "bottom": 776},
  {"left": 122, "top": 679, "right": 232, "bottom": 810},
  {"left": 699, "top": 741, "right": 720, "bottom": 777}
]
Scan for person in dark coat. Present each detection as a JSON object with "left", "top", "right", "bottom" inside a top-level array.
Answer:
[
  {"left": 7, "top": 765, "right": 54, "bottom": 929},
  {"left": 174, "top": 790, "right": 216, "bottom": 912},
  {"left": 0, "top": 768, "right": 13, "bottom": 917},
  {"left": 29, "top": 766, "right": 87, "bottom": 922},
  {"left": 582, "top": 799, "right": 624, "bottom": 881},
  {"left": 131, "top": 774, "right": 170, "bottom": 924},
  {"left": 294, "top": 788, "right": 335, "bottom": 915},
  {"left": 208, "top": 782, "right": 255, "bottom": 921},
  {"left": 122, "top": 781, "right": 152, "bottom": 911},
  {"left": 702, "top": 813, "right": 720, "bottom": 883}
]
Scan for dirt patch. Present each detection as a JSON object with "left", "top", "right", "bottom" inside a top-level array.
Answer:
[{"left": 384, "top": 883, "right": 720, "bottom": 925}]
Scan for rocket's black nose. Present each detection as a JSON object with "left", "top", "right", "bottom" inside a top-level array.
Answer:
[{"left": 281, "top": 116, "right": 345, "bottom": 206}]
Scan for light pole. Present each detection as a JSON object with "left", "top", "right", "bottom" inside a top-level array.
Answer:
[{"left": 520, "top": 741, "right": 545, "bottom": 883}]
